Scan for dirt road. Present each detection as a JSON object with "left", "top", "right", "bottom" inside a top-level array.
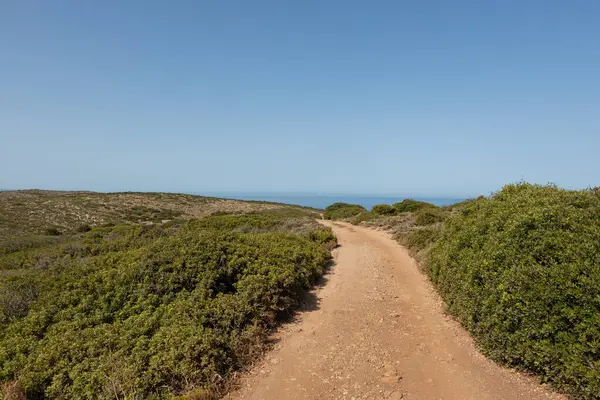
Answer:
[{"left": 228, "top": 222, "right": 563, "bottom": 400}]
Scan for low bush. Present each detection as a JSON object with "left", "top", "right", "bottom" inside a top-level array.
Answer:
[
  {"left": 42, "top": 227, "right": 61, "bottom": 236},
  {"left": 441, "top": 197, "right": 479, "bottom": 212},
  {"left": 392, "top": 199, "right": 436, "bottom": 213},
  {"left": 0, "top": 278, "right": 39, "bottom": 323},
  {"left": 75, "top": 224, "right": 92, "bottom": 233},
  {"left": 402, "top": 226, "right": 441, "bottom": 252},
  {"left": 305, "top": 228, "right": 338, "bottom": 251},
  {"left": 323, "top": 203, "right": 366, "bottom": 220},
  {"left": 414, "top": 208, "right": 447, "bottom": 226},
  {"left": 371, "top": 204, "right": 396, "bottom": 216},
  {"left": 425, "top": 183, "right": 600, "bottom": 398},
  {"left": 349, "top": 212, "right": 377, "bottom": 225},
  {"left": 122, "top": 206, "right": 183, "bottom": 223},
  {"left": 191, "top": 214, "right": 280, "bottom": 231},
  {"left": 0, "top": 236, "right": 66, "bottom": 256}
]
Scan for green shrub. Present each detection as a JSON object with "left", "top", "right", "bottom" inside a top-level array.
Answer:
[
  {"left": 122, "top": 206, "right": 183, "bottom": 223},
  {"left": 0, "top": 236, "right": 65, "bottom": 256},
  {"left": 392, "top": 199, "right": 436, "bottom": 213},
  {"left": 258, "top": 207, "right": 320, "bottom": 219},
  {"left": 323, "top": 203, "right": 366, "bottom": 220},
  {"left": 174, "top": 387, "right": 213, "bottom": 400},
  {"left": 0, "top": 278, "right": 39, "bottom": 323},
  {"left": 0, "top": 213, "right": 334, "bottom": 399},
  {"left": 426, "top": 183, "right": 600, "bottom": 398},
  {"left": 191, "top": 214, "right": 279, "bottom": 231},
  {"left": 42, "top": 227, "right": 61, "bottom": 236},
  {"left": 305, "top": 228, "right": 337, "bottom": 250},
  {"left": 441, "top": 197, "right": 479, "bottom": 212},
  {"left": 371, "top": 204, "right": 396, "bottom": 216},
  {"left": 414, "top": 208, "right": 447, "bottom": 226},
  {"left": 75, "top": 224, "right": 92, "bottom": 233},
  {"left": 404, "top": 226, "right": 441, "bottom": 252},
  {"left": 349, "top": 212, "right": 377, "bottom": 225}
]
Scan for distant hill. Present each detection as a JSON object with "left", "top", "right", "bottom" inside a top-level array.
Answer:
[{"left": 0, "top": 190, "right": 316, "bottom": 240}]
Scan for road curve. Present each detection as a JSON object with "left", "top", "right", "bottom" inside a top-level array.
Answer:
[{"left": 227, "top": 221, "right": 563, "bottom": 400}]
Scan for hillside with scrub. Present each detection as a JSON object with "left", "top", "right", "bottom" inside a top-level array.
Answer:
[
  {"left": 327, "top": 184, "right": 600, "bottom": 399},
  {"left": 3, "top": 185, "right": 600, "bottom": 399},
  {"left": 0, "top": 190, "right": 313, "bottom": 241},
  {"left": 0, "top": 193, "right": 335, "bottom": 399}
]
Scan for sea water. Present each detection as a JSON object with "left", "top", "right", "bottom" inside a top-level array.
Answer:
[{"left": 199, "top": 193, "right": 466, "bottom": 210}]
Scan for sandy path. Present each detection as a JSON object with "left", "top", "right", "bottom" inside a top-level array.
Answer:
[{"left": 227, "top": 221, "right": 563, "bottom": 400}]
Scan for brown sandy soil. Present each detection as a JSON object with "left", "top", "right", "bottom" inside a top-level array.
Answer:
[{"left": 227, "top": 221, "right": 564, "bottom": 400}]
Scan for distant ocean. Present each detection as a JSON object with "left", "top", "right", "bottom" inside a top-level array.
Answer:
[{"left": 199, "top": 193, "right": 466, "bottom": 210}]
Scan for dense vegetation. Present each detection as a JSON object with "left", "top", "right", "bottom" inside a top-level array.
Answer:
[
  {"left": 346, "top": 184, "right": 600, "bottom": 398},
  {"left": 323, "top": 199, "right": 441, "bottom": 224},
  {"left": 323, "top": 202, "right": 366, "bottom": 220},
  {"left": 424, "top": 184, "right": 600, "bottom": 398},
  {"left": 413, "top": 208, "right": 446, "bottom": 226},
  {"left": 392, "top": 199, "right": 436, "bottom": 213},
  {"left": 6, "top": 185, "right": 600, "bottom": 398},
  {"left": 370, "top": 204, "right": 395, "bottom": 216},
  {"left": 0, "top": 209, "right": 335, "bottom": 399},
  {"left": 354, "top": 184, "right": 599, "bottom": 398},
  {"left": 324, "top": 199, "right": 439, "bottom": 224}
]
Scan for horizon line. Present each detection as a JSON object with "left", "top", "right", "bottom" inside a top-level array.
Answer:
[{"left": 0, "top": 187, "right": 477, "bottom": 199}]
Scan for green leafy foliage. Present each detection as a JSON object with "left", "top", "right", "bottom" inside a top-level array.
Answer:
[
  {"left": 305, "top": 229, "right": 338, "bottom": 251},
  {"left": 392, "top": 199, "right": 436, "bottom": 213},
  {"left": 0, "top": 213, "right": 334, "bottom": 399},
  {"left": 0, "top": 236, "right": 66, "bottom": 256},
  {"left": 425, "top": 183, "right": 600, "bottom": 398},
  {"left": 348, "top": 212, "right": 377, "bottom": 225},
  {"left": 441, "top": 197, "right": 480, "bottom": 212},
  {"left": 403, "top": 226, "right": 442, "bottom": 252},
  {"left": 323, "top": 203, "right": 366, "bottom": 220},
  {"left": 414, "top": 208, "right": 447, "bottom": 226},
  {"left": 371, "top": 204, "right": 396, "bottom": 216}
]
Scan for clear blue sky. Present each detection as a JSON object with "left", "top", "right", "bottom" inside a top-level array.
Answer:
[{"left": 1, "top": 1, "right": 599, "bottom": 197}]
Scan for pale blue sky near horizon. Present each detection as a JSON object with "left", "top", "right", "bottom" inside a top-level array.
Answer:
[{"left": 1, "top": 1, "right": 599, "bottom": 197}]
